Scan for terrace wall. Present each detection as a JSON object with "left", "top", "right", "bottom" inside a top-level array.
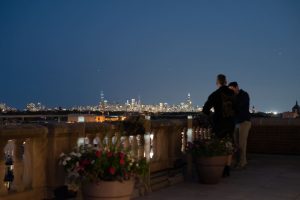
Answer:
[{"left": 0, "top": 117, "right": 299, "bottom": 199}]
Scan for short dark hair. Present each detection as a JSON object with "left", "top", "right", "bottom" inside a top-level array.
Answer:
[
  {"left": 228, "top": 81, "right": 238, "bottom": 87},
  {"left": 217, "top": 74, "right": 227, "bottom": 86}
]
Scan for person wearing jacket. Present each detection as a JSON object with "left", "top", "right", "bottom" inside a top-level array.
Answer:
[
  {"left": 203, "top": 74, "right": 235, "bottom": 139},
  {"left": 228, "top": 81, "right": 251, "bottom": 169},
  {"left": 203, "top": 74, "right": 235, "bottom": 177}
]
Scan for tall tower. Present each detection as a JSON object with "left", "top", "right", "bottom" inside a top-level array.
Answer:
[
  {"left": 99, "top": 91, "right": 105, "bottom": 113},
  {"left": 138, "top": 95, "right": 142, "bottom": 112},
  {"left": 292, "top": 101, "right": 300, "bottom": 114},
  {"left": 187, "top": 93, "right": 192, "bottom": 105},
  {"left": 187, "top": 93, "right": 191, "bottom": 102}
]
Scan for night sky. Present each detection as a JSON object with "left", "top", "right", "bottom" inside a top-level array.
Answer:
[{"left": 1, "top": 0, "right": 300, "bottom": 112}]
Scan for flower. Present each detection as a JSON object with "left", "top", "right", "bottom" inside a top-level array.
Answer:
[
  {"left": 80, "top": 159, "right": 91, "bottom": 166},
  {"left": 106, "top": 151, "right": 113, "bottom": 158},
  {"left": 95, "top": 150, "right": 101, "bottom": 158},
  {"left": 59, "top": 142, "right": 149, "bottom": 189},
  {"left": 109, "top": 167, "right": 116, "bottom": 175},
  {"left": 119, "top": 152, "right": 125, "bottom": 159},
  {"left": 70, "top": 152, "right": 77, "bottom": 156},
  {"left": 187, "top": 136, "right": 233, "bottom": 157}
]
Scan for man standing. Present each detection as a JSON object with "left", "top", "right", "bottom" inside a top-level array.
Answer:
[
  {"left": 203, "top": 74, "right": 235, "bottom": 177},
  {"left": 203, "top": 74, "right": 235, "bottom": 139},
  {"left": 228, "top": 82, "right": 251, "bottom": 169}
]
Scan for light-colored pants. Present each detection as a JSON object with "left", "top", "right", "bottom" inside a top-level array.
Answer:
[{"left": 234, "top": 121, "right": 252, "bottom": 167}]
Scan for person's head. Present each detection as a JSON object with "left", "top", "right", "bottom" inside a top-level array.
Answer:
[
  {"left": 228, "top": 81, "right": 240, "bottom": 94},
  {"left": 216, "top": 74, "right": 227, "bottom": 87}
]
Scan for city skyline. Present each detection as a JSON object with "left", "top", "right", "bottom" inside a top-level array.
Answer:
[
  {"left": 0, "top": 89, "right": 298, "bottom": 113},
  {"left": 0, "top": 92, "right": 199, "bottom": 112},
  {"left": 1, "top": 1, "right": 300, "bottom": 112},
  {"left": 1, "top": 91, "right": 295, "bottom": 114}
]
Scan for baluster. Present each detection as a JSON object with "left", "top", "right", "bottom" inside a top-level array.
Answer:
[
  {"left": 93, "top": 136, "right": 100, "bottom": 148},
  {"left": 122, "top": 136, "right": 129, "bottom": 151},
  {"left": 181, "top": 130, "right": 186, "bottom": 153},
  {"left": 0, "top": 139, "right": 7, "bottom": 195},
  {"left": 195, "top": 127, "right": 200, "bottom": 140},
  {"left": 112, "top": 133, "right": 117, "bottom": 146},
  {"left": 4, "top": 140, "right": 15, "bottom": 191},
  {"left": 84, "top": 137, "right": 90, "bottom": 146},
  {"left": 203, "top": 128, "right": 208, "bottom": 140},
  {"left": 107, "top": 132, "right": 113, "bottom": 148},
  {"left": 130, "top": 136, "right": 138, "bottom": 158},
  {"left": 144, "top": 133, "right": 151, "bottom": 161},
  {"left": 136, "top": 135, "right": 144, "bottom": 159},
  {"left": 11, "top": 139, "right": 24, "bottom": 192},
  {"left": 149, "top": 132, "right": 154, "bottom": 159},
  {"left": 144, "top": 115, "right": 151, "bottom": 161},
  {"left": 103, "top": 135, "right": 109, "bottom": 149},
  {"left": 208, "top": 128, "right": 212, "bottom": 139},
  {"left": 22, "top": 139, "right": 32, "bottom": 190},
  {"left": 187, "top": 115, "right": 193, "bottom": 143},
  {"left": 77, "top": 137, "right": 85, "bottom": 147},
  {"left": 199, "top": 128, "right": 203, "bottom": 140}
]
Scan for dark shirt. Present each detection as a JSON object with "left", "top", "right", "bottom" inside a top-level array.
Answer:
[
  {"left": 203, "top": 86, "right": 235, "bottom": 138},
  {"left": 235, "top": 89, "right": 251, "bottom": 123}
]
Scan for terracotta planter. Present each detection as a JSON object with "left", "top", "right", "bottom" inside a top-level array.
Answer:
[
  {"left": 195, "top": 155, "right": 227, "bottom": 184},
  {"left": 82, "top": 180, "right": 134, "bottom": 200}
]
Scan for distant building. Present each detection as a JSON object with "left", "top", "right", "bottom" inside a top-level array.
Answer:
[
  {"left": 282, "top": 101, "right": 300, "bottom": 119},
  {"left": 67, "top": 114, "right": 125, "bottom": 123},
  {"left": 292, "top": 101, "right": 300, "bottom": 114},
  {"left": 26, "top": 102, "right": 46, "bottom": 112}
]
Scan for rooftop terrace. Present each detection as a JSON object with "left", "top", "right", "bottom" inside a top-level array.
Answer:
[{"left": 137, "top": 154, "right": 300, "bottom": 200}]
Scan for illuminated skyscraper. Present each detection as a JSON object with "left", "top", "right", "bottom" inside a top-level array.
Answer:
[{"left": 99, "top": 91, "right": 105, "bottom": 113}]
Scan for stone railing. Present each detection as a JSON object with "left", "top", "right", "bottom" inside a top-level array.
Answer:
[
  {"left": 2, "top": 117, "right": 299, "bottom": 200},
  {"left": 0, "top": 125, "right": 48, "bottom": 200},
  {"left": 1, "top": 116, "right": 209, "bottom": 200},
  {"left": 248, "top": 118, "right": 300, "bottom": 154}
]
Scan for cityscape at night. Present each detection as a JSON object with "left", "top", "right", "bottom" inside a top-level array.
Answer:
[
  {"left": 0, "top": 92, "right": 198, "bottom": 113},
  {"left": 1, "top": 1, "right": 300, "bottom": 200},
  {"left": 1, "top": 1, "right": 300, "bottom": 112}
]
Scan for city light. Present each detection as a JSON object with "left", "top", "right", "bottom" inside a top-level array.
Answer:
[{"left": 1, "top": 93, "right": 202, "bottom": 113}]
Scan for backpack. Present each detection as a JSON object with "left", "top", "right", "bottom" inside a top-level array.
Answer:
[{"left": 221, "top": 92, "right": 235, "bottom": 118}]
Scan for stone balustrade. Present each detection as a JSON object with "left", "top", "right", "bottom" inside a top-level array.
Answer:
[
  {"left": 0, "top": 116, "right": 201, "bottom": 200},
  {"left": 1, "top": 117, "right": 300, "bottom": 200}
]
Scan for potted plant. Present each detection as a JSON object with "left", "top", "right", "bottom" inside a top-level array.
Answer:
[
  {"left": 59, "top": 140, "right": 148, "bottom": 200},
  {"left": 187, "top": 136, "right": 233, "bottom": 184}
]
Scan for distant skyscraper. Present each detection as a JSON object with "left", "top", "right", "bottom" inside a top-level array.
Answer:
[
  {"left": 101, "top": 91, "right": 105, "bottom": 102},
  {"left": 186, "top": 93, "right": 193, "bottom": 111},
  {"left": 99, "top": 91, "right": 105, "bottom": 113},
  {"left": 138, "top": 96, "right": 142, "bottom": 112},
  {"left": 187, "top": 93, "right": 192, "bottom": 106}
]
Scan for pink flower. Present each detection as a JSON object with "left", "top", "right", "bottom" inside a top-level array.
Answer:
[
  {"left": 95, "top": 150, "right": 101, "bottom": 158},
  {"left": 109, "top": 167, "right": 116, "bottom": 175},
  {"left": 107, "top": 152, "right": 113, "bottom": 158},
  {"left": 120, "top": 159, "right": 125, "bottom": 165},
  {"left": 80, "top": 159, "right": 91, "bottom": 166},
  {"left": 119, "top": 152, "right": 125, "bottom": 159}
]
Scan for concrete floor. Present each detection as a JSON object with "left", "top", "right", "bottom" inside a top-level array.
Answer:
[{"left": 137, "top": 154, "right": 300, "bottom": 200}]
